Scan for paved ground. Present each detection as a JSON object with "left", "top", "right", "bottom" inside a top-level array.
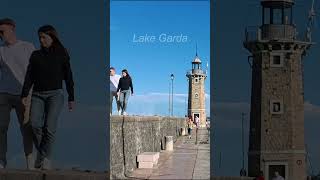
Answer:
[
  {"left": 0, "top": 169, "right": 108, "bottom": 180},
  {"left": 130, "top": 128, "right": 210, "bottom": 180}
]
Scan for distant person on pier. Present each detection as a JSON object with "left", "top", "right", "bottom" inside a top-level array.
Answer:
[
  {"left": 206, "top": 119, "right": 210, "bottom": 135},
  {"left": 272, "top": 171, "right": 284, "bottom": 180},
  {"left": 255, "top": 171, "right": 265, "bottom": 180},
  {"left": 110, "top": 67, "right": 121, "bottom": 115},
  {"left": 187, "top": 116, "right": 193, "bottom": 139},
  {"left": 195, "top": 115, "right": 200, "bottom": 129},
  {"left": 117, "top": 69, "right": 133, "bottom": 116}
]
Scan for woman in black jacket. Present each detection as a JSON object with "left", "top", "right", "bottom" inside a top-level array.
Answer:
[
  {"left": 21, "top": 25, "right": 75, "bottom": 170},
  {"left": 117, "top": 69, "right": 133, "bottom": 115}
]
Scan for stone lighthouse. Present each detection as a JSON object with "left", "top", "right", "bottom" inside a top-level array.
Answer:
[
  {"left": 244, "top": 0, "right": 313, "bottom": 180},
  {"left": 186, "top": 50, "right": 207, "bottom": 127}
]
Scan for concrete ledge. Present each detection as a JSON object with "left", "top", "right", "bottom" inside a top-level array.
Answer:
[
  {"left": 0, "top": 169, "right": 108, "bottom": 180},
  {"left": 137, "top": 152, "right": 159, "bottom": 162},
  {"left": 111, "top": 115, "right": 183, "bottom": 122}
]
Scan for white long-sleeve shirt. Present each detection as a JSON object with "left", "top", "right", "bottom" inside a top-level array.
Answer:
[
  {"left": 110, "top": 74, "right": 121, "bottom": 92},
  {"left": 0, "top": 40, "right": 35, "bottom": 95}
]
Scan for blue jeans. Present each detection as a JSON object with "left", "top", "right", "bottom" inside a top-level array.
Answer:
[
  {"left": 0, "top": 93, "right": 33, "bottom": 167},
  {"left": 119, "top": 90, "right": 130, "bottom": 113},
  {"left": 110, "top": 91, "right": 120, "bottom": 114},
  {"left": 188, "top": 128, "right": 192, "bottom": 136},
  {"left": 30, "top": 89, "right": 64, "bottom": 167}
]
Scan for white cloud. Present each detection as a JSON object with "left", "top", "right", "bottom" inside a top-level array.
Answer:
[
  {"left": 112, "top": 92, "right": 210, "bottom": 116},
  {"left": 305, "top": 101, "right": 320, "bottom": 113}
]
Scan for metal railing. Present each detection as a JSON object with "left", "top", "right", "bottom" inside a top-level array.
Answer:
[
  {"left": 244, "top": 24, "right": 309, "bottom": 42},
  {"left": 186, "top": 69, "right": 206, "bottom": 76}
]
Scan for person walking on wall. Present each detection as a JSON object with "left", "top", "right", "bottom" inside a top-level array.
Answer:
[
  {"left": 110, "top": 67, "right": 121, "bottom": 115},
  {"left": 0, "top": 18, "right": 35, "bottom": 169},
  {"left": 21, "top": 25, "right": 75, "bottom": 170},
  {"left": 117, "top": 69, "right": 133, "bottom": 116},
  {"left": 187, "top": 116, "right": 193, "bottom": 139}
]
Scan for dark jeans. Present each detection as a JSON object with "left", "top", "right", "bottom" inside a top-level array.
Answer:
[
  {"left": 0, "top": 93, "right": 33, "bottom": 167},
  {"left": 119, "top": 90, "right": 131, "bottom": 113},
  {"left": 110, "top": 91, "right": 120, "bottom": 114},
  {"left": 30, "top": 89, "right": 64, "bottom": 167},
  {"left": 188, "top": 128, "right": 192, "bottom": 136}
]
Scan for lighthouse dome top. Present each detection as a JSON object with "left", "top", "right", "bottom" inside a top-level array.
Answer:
[{"left": 193, "top": 55, "right": 201, "bottom": 63}]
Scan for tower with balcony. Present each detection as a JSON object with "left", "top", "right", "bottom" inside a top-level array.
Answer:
[
  {"left": 243, "top": 0, "right": 313, "bottom": 179},
  {"left": 186, "top": 51, "right": 207, "bottom": 127}
]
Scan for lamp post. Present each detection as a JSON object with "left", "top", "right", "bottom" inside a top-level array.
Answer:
[
  {"left": 240, "top": 112, "right": 247, "bottom": 176},
  {"left": 168, "top": 79, "right": 171, "bottom": 116},
  {"left": 170, "top": 74, "right": 174, "bottom": 117}
]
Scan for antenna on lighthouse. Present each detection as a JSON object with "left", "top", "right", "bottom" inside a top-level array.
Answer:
[
  {"left": 309, "top": 0, "right": 316, "bottom": 26},
  {"left": 306, "top": 0, "right": 317, "bottom": 41},
  {"left": 196, "top": 43, "right": 198, "bottom": 57},
  {"left": 206, "top": 61, "right": 209, "bottom": 75}
]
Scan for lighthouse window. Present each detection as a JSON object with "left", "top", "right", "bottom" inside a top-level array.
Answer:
[
  {"left": 270, "top": 53, "right": 284, "bottom": 67},
  {"left": 273, "top": 103, "right": 281, "bottom": 112},
  {"left": 195, "top": 93, "right": 199, "bottom": 99},
  {"left": 263, "top": 7, "right": 270, "bottom": 24},
  {"left": 273, "top": 56, "right": 281, "bottom": 64},
  {"left": 195, "top": 78, "right": 199, "bottom": 83},
  {"left": 284, "top": 8, "right": 292, "bottom": 24},
  {"left": 270, "top": 100, "right": 283, "bottom": 114},
  {"left": 273, "top": 8, "right": 283, "bottom": 24}
]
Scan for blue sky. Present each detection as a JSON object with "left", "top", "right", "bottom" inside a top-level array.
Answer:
[
  {"left": 1, "top": 0, "right": 107, "bottom": 171},
  {"left": 110, "top": 0, "right": 210, "bottom": 117}
]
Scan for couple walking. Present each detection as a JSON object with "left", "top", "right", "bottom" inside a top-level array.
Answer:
[
  {"left": 0, "top": 18, "right": 75, "bottom": 169},
  {"left": 186, "top": 115, "right": 200, "bottom": 139},
  {"left": 110, "top": 67, "right": 133, "bottom": 116}
]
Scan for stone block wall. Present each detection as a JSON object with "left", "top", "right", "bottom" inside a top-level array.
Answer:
[{"left": 110, "top": 116, "right": 185, "bottom": 179}]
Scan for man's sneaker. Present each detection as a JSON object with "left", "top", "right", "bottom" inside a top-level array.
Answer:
[
  {"left": 26, "top": 155, "right": 35, "bottom": 170},
  {"left": 123, "top": 112, "right": 127, "bottom": 116},
  {"left": 34, "top": 154, "right": 43, "bottom": 169},
  {"left": 0, "top": 159, "right": 6, "bottom": 169},
  {"left": 118, "top": 110, "right": 121, "bottom": 116},
  {"left": 42, "top": 158, "right": 52, "bottom": 170}
]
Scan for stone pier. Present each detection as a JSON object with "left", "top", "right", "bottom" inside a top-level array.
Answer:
[{"left": 110, "top": 116, "right": 185, "bottom": 179}]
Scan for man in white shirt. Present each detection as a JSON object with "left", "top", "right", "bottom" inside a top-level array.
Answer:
[
  {"left": 110, "top": 67, "right": 121, "bottom": 115},
  {"left": 0, "top": 18, "right": 35, "bottom": 169},
  {"left": 272, "top": 171, "right": 285, "bottom": 180}
]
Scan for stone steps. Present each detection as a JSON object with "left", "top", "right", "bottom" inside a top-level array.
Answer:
[{"left": 137, "top": 152, "right": 160, "bottom": 169}]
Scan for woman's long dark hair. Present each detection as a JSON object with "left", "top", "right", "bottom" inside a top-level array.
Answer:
[
  {"left": 122, "top": 69, "right": 131, "bottom": 79},
  {"left": 38, "top": 25, "right": 69, "bottom": 58}
]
